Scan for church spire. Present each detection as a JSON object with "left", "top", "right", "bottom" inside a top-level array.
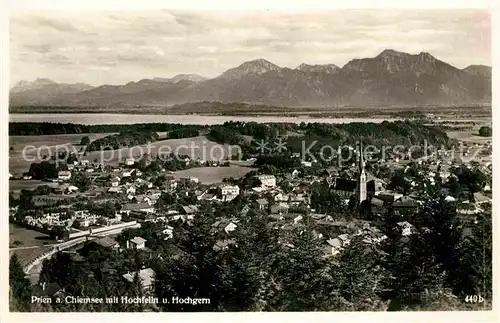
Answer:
[
  {"left": 359, "top": 141, "right": 365, "bottom": 173},
  {"left": 358, "top": 141, "right": 367, "bottom": 203}
]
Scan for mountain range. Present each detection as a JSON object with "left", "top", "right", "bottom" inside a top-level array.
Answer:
[{"left": 10, "top": 49, "right": 492, "bottom": 108}]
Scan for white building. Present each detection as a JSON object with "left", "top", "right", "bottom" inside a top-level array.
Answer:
[
  {"left": 301, "top": 161, "right": 312, "bottom": 167},
  {"left": 125, "top": 158, "right": 135, "bottom": 166},
  {"left": 75, "top": 218, "right": 90, "bottom": 228},
  {"left": 111, "top": 177, "right": 121, "bottom": 187},
  {"left": 120, "top": 203, "right": 155, "bottom": 215},
  {"left": 67, "top": 185, "right": 79, "bottom": 193},
  {"left": 224, "top": 222, "right": 238, "bottom": 233},
  {"left": 440, "top": 171, "right": 451, "bottom": 179},
  {"left": 397, "top": 221, "right": 414, "bottom": 236},
  {"left": 125, "top": 184, "right": 136, "bottom": 195},
  {"left": 127, "top": 236, "right": 147, "bottom": 249},
  {"left": 162, "top": 226, "right": 174, "bottom": 240},
  {"left": 221, "top": 185, "right": 240, "bottom": 202},
  {"left": 58, "top": 171, "right": 72, "bottom": 181},
  {"left": 293, "top": 214, "right": 303, "bottom": 225},
  {"left": 122, "top": 268, "right": 155, "bottom": 290},
  {"left": 256, "top": 175, "right": 276, "bottom": 188},
  {"left": 444, "top": 195, "right": 457, "bottom": 202}
]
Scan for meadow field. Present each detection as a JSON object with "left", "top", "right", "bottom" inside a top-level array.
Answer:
[
  {"left": 9, "top": 180, "right": 60, "bottom": 191},
  {"left": 83, "top": 135, "right": 239, "bottom": 165},
  {"left": 9, "top": 134, "right": 235, "bottom": 176},
  {"left": 9, "top": 133, "right": 115, "bottom": 176},
  {"left": 9, "top": 223, "right": 56, "bottom": 265},
  {"left": 173, "top": 165, "right": 256, "bottom": 184},
  {"left": 9, "top": 133, "right": 116, "bottom": 150},
  {"left": 446, "top": 130, "right": 492, "bottom": 145}
]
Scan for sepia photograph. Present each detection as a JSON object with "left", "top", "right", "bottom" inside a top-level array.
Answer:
[{"left": 5, "top": 1, "right": 494, "bottom": 316}]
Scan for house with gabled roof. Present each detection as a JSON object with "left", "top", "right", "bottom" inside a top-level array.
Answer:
[
  {"left": 256, "top": 198, "right": 269, "bottom": 211},
  {"left": 122, "top": 268, "right": 155, "bottom": 290},
  {"left": 240, "top": 204, "right": 251, "bottom": 216},
  {"left": 108, "top": 186, "right": 123, "bottom": 194},
  {"left": 126, "top": 236, "right": 147, "bottom": 250},
  {"left": 58, "top": 171, "right": 72, "bottom": 182},
  {"left": 181, "top": 205, "right": 199, "bottom": 215},
  {"left": 111, "top": 176, "right": 121, "bottom": 187},
  {"left": 473, "top": 192, "right": 491, "bottom": 205},
  {"left": 96, "top": 236, "right": 119, "bottom": 249},
  {"left": 324, "top": 238, "right": 342, "bottom": 256},
  {"left": 213, "top": 239, "right": 236, "bottom": 252},
  {"left": 210, "top": 219, "right": 238, "bottom": 235}
]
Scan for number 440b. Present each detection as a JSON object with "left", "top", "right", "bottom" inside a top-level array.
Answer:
[{"left": 465, "top": 295, "right": 484, "bottom": 303}]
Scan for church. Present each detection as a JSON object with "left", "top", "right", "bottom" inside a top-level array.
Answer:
[{"left": 330, "top": 142, "right": 385, "bottom": 203}]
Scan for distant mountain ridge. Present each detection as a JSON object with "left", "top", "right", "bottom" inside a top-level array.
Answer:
[
  {"left": 296, "top": 63, "right": 340, "bottom": 74},
  {"left": 152, "top": 74, "right": 207, "bottom": 83},
  {"left": 218, "top": 58, "right": 281, "bottom": 80},
  {"left": 11, "top": 78, "right": 93, "bottom": 93},
  {"left": 10, "top": 49, "right": 492, "bottom": 108}
]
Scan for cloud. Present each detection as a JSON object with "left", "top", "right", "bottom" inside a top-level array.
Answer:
[
  {"left": 39, "top": 53, "right": 75, "bottom": 65},
  {"left": 10, "top": 9, "right": 491, "bottom": 86},
  {"left": 36, "top": 17, "right": 79, "bottom": 32}
]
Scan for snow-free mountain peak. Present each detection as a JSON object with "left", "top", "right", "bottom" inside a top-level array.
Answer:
[
  {"left": 170, "top": 74, "right": 207, "bottom": 83},
  {"left": 219, "top": 58, "right": 281, "bottom": 79},
  {"left": 296, "top": 63, "right": 340, "bottom": 74}
]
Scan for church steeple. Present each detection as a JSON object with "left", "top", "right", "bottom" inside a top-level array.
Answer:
[
  {"left": 358, "top": 141, "right": 365, "bottom": 172},
  {"left": 357, "top": 141, "right": 367, "bottom": 203}
]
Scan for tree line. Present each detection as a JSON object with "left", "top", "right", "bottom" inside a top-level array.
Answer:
[
  {"left": 86, "top": 131, "right": 159, "bottom": 151},
  {"left": 9, "top": 123, "right": 208, "bottom": 136}
]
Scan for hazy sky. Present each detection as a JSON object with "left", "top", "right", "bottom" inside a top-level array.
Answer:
[{"left": 10, "top": 9, "right": 491, "bottom": 86}]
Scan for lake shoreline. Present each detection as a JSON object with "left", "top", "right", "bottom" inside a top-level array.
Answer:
[{"left": 10, "top": 113, "right": 400, "bottom": 126}]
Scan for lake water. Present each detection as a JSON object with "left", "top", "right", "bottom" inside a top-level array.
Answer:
[{"left": 9, "top": 113, "right": 395, "bottom": 125}]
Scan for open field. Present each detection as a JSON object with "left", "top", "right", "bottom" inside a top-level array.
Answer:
[
  {"left": 446, "top": 121, "right": 492, "bottom": 145},
  {"left": 83, "top": 135, "right": 239, "bottom": 165},
  {"left": 9, "top": 134, "right": 231, "bottom": 175},
  {"left": 447, "top": 131, "right": 492, "bottom": 145},
  {"left": 9, "top": 133, "right": 115, "bottom": 151},
  {"left": 173, "top": 165, "right": 256, "bottom": 184},
  {"left": 9, "top": 133, "right": 116, "bottom": 176},
  {"left": 9, "top": 223, "right": 56, "bottom": 264},
  {"left": 9, "top": 180, "right": 59, "bottom": 192}
]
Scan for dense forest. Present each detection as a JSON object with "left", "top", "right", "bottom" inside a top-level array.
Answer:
[
  {"left": 478, "top": 126, "right": 492, "bottom": 137},
  {"left": 9, "top": 123, "right": 208, "bottom": 136},
  {"left": 203, "top": 120, "right": 451, "bottom": 164},
  {"left": 86, "top": 131, "right": 159, "bottom": 151},
  {"left": 208, "top": 120, "right": 450, "bottom": 149}
]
